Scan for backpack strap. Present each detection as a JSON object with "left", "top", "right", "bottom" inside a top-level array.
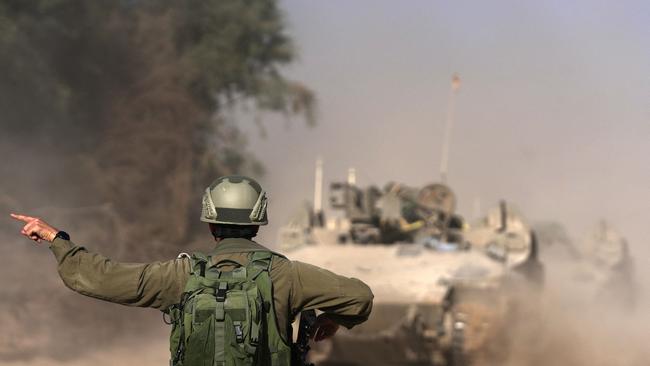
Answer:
[
  {"left": 250, "top": 250, "right": 273, "bottom": 268},
  {"left": 190, "top": 252, "right": 209, "bottom": 277},
  {"left": 248, "top": 251, "right": 273, "bottom": 280},
  {"left": 241, "top": 251, "right": 274, "bottom": 357}
]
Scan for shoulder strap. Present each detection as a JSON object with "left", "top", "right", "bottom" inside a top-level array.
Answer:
[
  {"left": 250, "top": 251, "right": 273, "bottom": 270},
  {"left": 190, "top": 252, "right": 209, "bottom": 277},
  {"left": 247, "top": 251, "right": 273, "bottom": 280}
]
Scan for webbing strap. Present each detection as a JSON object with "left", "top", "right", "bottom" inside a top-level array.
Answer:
[
  {"left": 246, "top": 293, "right": 263, "bottom": 356},
  {"left": 215, "top": 282, "right": 227, "bottom": 320},
  {"left": 250, "top": 320, "right": 260, "bottom": 345},
  {"left": 232, "top": 268, "right": 246, "bottom": 279},
  {"left": 214, "top": 281, "right": 227, "bottom": 366},
  {"left": 250, "top": 251, "right": 272, "bottom": 268},
  {"left": 249, "top": 251, "right": 273, "bottom": 280},
  {"left": 215, "top": 301, "right": 225, "bottom": 322},
  {"left": 244, "top": 315, "right": 259, "bottom": 355},
  {"left": 216, "top": 282, "right": 227, "bottom": 302},
  {"left": 214, "top": 315, "right": 225, "bottom": 366},
  {"left": 191, "top": 253, "right": 209, "bottom": 277},
  {"left": 234, "top": 321, "right": 244, "bottom": 343}
]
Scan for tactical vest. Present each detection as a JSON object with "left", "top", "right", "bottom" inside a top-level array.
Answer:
[{"left": 165, "top": 249, "right": 292, "bottom": 366}]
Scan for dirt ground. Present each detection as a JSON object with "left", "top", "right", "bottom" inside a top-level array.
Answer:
[{"left": 3, "top": 335, "right": 170, "bottom": 366}]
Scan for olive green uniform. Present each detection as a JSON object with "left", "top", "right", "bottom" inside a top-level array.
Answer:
[{"left": 49, "top": 237, "right": 373, "bottom": 341}]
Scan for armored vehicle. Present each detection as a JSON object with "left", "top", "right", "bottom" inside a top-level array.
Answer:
[
  {"left": 583, "top": 222, "right": 636, "bottom": 309},
  {"left": 279, "top": 74, "right": 543, "bottom": 365},
  {"left": 535, "top": 220, "right": 635, "bottom": 310},
  {"left": 279, "top": 174, "right": 544, "bottom": 366}
]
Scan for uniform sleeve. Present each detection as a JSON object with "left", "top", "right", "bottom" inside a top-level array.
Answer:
[
  {"left": 289, "top": 261, "right": 373, "bottom": 329},
  {"left": 49, "top": 237, "right": 190, "bottom": 310}
]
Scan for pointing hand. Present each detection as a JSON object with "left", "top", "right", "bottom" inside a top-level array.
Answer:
[{"left": 10, "top": 213, "right": 59, "bottom": 243}]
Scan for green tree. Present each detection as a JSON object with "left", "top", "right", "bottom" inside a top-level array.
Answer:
[{"left": 0, "top": 0, "right": 314, "bottom": 257}]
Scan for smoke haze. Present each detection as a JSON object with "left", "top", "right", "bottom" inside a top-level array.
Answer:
[
  {"left": 249, "top": 1, "right": 650, "bottom": 364},
  {"left": 251, "top": 0, "right": 649, "bottom": 287},
  {"left": 2, "top": 0, "right": 649, "bottom": 365}
]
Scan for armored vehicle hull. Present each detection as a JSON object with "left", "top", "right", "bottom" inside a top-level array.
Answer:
[{"left": 280, "top": 181, "right": 543, "bottom": 365}]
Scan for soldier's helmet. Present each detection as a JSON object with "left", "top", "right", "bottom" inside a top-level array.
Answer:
[{"left": 200, "top": 175, "right": 268, "bottom": 225}]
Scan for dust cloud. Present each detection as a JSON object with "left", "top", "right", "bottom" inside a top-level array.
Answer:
[
  {"left": 247, "top": 2, "right": 649, "bottom": 364},
  {"left": 2, "top": 1, "right": 649, "bottom": 366},
  {"left": 501, "top": 251, "right": 648, "bottom": 366}
]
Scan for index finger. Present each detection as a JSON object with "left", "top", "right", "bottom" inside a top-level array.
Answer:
[{"left": 10, "top": 213, "right": 37, "bottom": 223}]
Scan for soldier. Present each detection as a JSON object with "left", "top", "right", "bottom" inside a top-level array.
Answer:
[{"left": 11, "top": 175, "right": 373, "bottom": 365}]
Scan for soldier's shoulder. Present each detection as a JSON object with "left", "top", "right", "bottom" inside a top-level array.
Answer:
[
  {"left": 269, "top": 251, "right": 291, "bottom": 268},
  {"left": 268, "top": 250, "right": 297, "bottom": 279}
]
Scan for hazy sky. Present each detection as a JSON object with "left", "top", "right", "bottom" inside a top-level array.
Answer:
[{"left": 243, "top": 1, "right": 649, "bottom": 267}]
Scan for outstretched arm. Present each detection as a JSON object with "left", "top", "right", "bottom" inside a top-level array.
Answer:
[{"left": 10, "top": 213, "right": 189, "bottom": 310}]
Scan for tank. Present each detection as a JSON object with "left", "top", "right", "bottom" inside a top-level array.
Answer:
[{"left": 279, "top": 179, "right": 544, "bottom": 366}]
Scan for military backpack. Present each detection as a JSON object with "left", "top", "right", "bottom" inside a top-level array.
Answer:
[{"left": 165, "top": 250, "right": 291, "bottom": 366}]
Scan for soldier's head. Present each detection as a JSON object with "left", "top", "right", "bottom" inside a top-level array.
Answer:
[{"left": 200, "top": 175, "right": 268, "bottom": 240}]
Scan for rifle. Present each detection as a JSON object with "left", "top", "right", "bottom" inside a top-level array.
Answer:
[{"left": 292, "top": 309, "right": 317, "bottom": 366}]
